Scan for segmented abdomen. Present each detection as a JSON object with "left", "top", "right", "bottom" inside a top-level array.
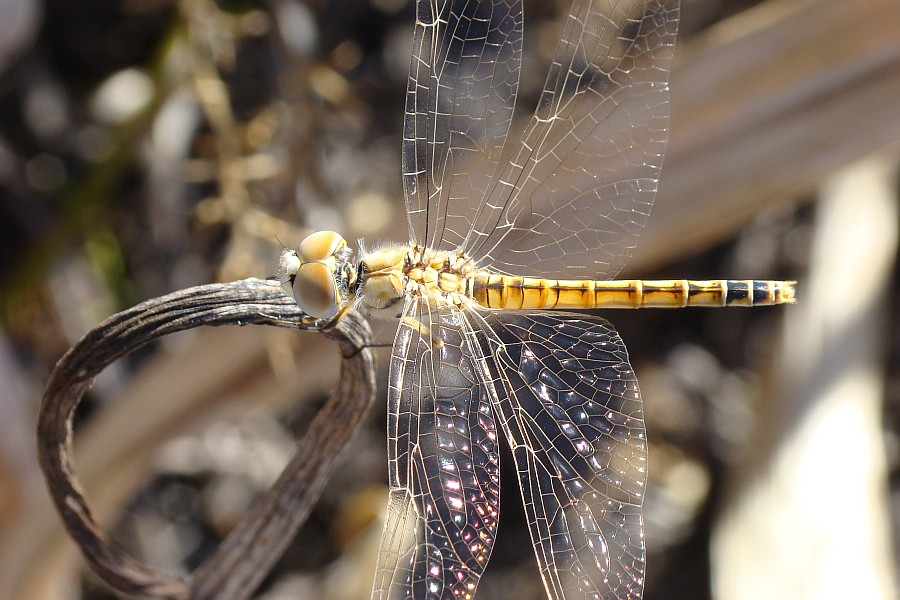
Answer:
[{"left": 470, "top": 274, "right": 796, "bottom": 310}]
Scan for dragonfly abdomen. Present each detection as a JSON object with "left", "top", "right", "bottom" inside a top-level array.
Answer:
[{"left": 470, "top": 275, "right": 796, "bottom": 310}]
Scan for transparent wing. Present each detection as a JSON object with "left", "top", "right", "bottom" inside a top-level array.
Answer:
[
  {"left": 474, "top": 310, "right": 646, "bottom": 599},
  {"left": 403, "top": 0, "right": 523, "bottom": 251},
  {"left": 373, "top": 299, "right": 501, "bottom": 600},
  {"left": 463, "top": 0, "right": 679, "bottom": 279}
]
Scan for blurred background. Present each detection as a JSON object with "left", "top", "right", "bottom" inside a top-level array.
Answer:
[{"left": 0, "top": 0, "right": 898, "bottom": 598}]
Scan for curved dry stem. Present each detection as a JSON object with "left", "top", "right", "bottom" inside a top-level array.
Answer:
[{"left": 37, "top": 277, "right": 376, "bottom": 599}]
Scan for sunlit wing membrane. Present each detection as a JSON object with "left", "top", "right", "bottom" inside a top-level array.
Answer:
[
  {"left": 388, "top": 1, "right": 674, "bottom": 598},
  {"left": 374, "top": 300, "right": 501, "bottom": 599},
  {"left": 474, "top": 311, "right": 646, "bottom": 599},
  {"left": 464, "top": 0, "right": 679, "bottom": 279},
  {"left": 403, "top": 0, "right": 523, "bottom": 251}
]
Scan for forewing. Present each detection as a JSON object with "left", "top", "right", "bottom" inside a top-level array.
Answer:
[
  {"left": 373, "top": 300, "right": 500, "bottom": 600},
  {"left": 465, "top": 0, "right": 679, "bottom": 279},
  {"left": 476, "top": 311, "right": 646, "bottom": 599},
  {"left": 403, "top": 0, "right": 523, "bottom": 251}
]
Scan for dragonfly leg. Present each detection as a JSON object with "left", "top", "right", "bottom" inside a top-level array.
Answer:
[
  {"left": 319, "top": 303, "right": 355, "bottom": 333},
  {"left": 400, "top": 315, "right": 445, "bottom": 350}
]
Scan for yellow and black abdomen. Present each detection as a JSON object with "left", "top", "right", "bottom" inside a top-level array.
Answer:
[{"left": 469, "top": 274, "right": 796, "bottom": 310}]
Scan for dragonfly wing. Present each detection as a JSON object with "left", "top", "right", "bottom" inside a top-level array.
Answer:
[
  {"left": 373, "top": 299, "right": 501, "bottom": 600},
  {"left": 476, "top": 310, "right": 646, "bottom": 599},
  {"left": 403, "top": 0, "right": 523, "bottom": 252},
  {"left": 465, "top": 0, "right": 679, "bottom": 279}
]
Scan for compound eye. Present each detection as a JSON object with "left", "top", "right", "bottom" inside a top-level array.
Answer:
[
  {"left": 293, "top": 262, "right": 339, "bottom": 320},
  {"left": 298, "top": 231, "right": 346, "bottom": 262}
]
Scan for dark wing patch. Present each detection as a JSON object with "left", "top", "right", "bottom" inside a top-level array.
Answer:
[
  {"left": 476, "top": 310, "right": 646, "bottom": 599},
  {"left": 373, "top": 300, "right": 500, "bottom": 600}
]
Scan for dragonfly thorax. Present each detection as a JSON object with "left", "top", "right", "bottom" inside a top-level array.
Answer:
[{"left": 358, "top": 244, "right": 476, "bottom": 319}]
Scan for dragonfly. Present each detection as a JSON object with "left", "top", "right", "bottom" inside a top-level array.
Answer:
[{"left": 280, "top": 0, "right": 794, "bottom": 598}]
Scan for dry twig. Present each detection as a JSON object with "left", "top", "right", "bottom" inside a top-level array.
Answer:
[{"left": 37, "top": 277, "right": 376, "bottom": 599}]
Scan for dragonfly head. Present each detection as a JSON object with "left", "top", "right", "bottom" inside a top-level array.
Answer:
[{"left": 280, "top": 230, "right": 355, "bottom": 321}]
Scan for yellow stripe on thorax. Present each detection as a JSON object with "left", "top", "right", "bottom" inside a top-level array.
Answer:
[{"left": 469, "top": 274, "right": 795, "bottom": 310}]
